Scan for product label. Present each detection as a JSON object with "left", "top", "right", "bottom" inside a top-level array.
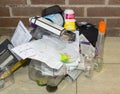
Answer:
[
  {"left": 65, "top": 14, "right": 74, "bottom": 19},
  {"left": 64, "top": 21, "right": 76, "bottom": 31}
]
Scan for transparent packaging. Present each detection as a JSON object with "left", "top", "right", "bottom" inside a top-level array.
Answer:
[
  {"left": 94, "top": 21, "right": 106, "bottom": 72},
  {"left": 60, "top": 48, "right": 79, "bottom": 64},
  {"left": 84, "top": 56, "right": 94, "bottom": 78},
  {"left": 94, "top": 56, "right": 103, "bottom": 72},
  {"left": 29, "top": 60, "right": 65, "bottom": 87},
  {"left": 94, "top": 33, "right": 105, "bottom": 72},
  {"left": 0, "top": 67, "right": 14, "bottom": 90}
]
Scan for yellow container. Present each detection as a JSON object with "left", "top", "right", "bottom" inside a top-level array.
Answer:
[
  {"left": 64, "top": 21, "right": 76, "bottom": 31},
  {"left": 10, "top": 59, "right": 28, "bottom": 72}
]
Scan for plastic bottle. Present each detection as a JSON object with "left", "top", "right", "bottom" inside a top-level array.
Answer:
[
  {"left": 64, "top": 9, "right": 75, "bottom": 21},
  {"left": 94, "top": 21, "right": 106, "bottom": 72},
  {"left": 64, "top": 9, "right": 76, "bottom": 31},
  {"left": 84, "top": 55, "right": 94, "bottom": 78}
]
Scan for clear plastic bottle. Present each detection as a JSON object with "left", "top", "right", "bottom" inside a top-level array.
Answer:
[
  {"left": 94, "top": 21, "right": 106, "bottom": 72},
  {"left": 84, "top": 55, "right": 94, "bottom": 78}
]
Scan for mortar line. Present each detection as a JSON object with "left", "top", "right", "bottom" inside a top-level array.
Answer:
[
  {"left": 65, "top": 0, "right": 69, "bottom": 5},
  {"left": 84, "top": 7, "right": 87, "bottom": 17},
  {"left": 27, "top": 0, "right": 31, "bottom": 6},
  {"left": 9, "top": 6, "right": 13, "bottom": 17},
  {"left": 105, "top": 0, "right": 109, "bottom": 5}
]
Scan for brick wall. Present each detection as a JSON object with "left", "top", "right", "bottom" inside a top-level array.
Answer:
[{"left": 0, "top": 0, "right": 120, "bottom": 36}]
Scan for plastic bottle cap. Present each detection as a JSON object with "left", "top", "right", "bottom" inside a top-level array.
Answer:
[{"left": 98, "top": 21, "right": 106, "bottom": 33}]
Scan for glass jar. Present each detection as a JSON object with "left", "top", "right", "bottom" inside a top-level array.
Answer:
[{"left": 28, "top": 60, "right": 65, "bottom": 92}]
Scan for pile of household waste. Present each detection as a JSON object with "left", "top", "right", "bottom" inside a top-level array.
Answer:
[{"left": 0, "top": 5, "right": 106, "bottom": 92}]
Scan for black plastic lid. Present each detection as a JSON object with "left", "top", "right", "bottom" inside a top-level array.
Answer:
[{"left": 42, "top": 5, "right": 63, "bottom": 17}]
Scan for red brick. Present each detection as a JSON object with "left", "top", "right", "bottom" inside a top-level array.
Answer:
[
  {"left": 69, "top": 0, "right": 105, "bottom": 5},
  {"left": 107, "top": 19, "right": 120, "bottom": 28},
  {"left": 0, "top": 0, "right": 27, "bottom": 5},
  {"left": 0, "top": 28, "right": 15, "bottom": 36},
  {"left": 0, "top": 7, "right": 10, "bottom": 16},
  {"left": 106, "top": 28, "right": 120, "bottom": 37},
  {"left": 62, "top": 7, "right": 84, "bottom": 17},
  {"left": 12, "top": 7, "right": 45, "bottom": 16},
  {"left": 0, "top": 18, "right": 29, "bottom": 27},
  {"left": 87, "top": 7, "right": 120, "bottom": 17},
  {"left": 31, "top": 0, "right": 65, "bottom": 4},
  {"left": 109, "top": 0, "right": 120, "bottom": 5},
  {"left": 76, "top": 18, "right": 104, "bottom": 26}
]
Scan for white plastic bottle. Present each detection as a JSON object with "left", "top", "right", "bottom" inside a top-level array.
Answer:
[{"left": 64, "top": 9, "right": 76, "bottom": 31}]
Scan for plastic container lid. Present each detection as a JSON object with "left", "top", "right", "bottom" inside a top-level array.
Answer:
[{"left": 99, "top": 21, "right": 106, "bottom": 33}]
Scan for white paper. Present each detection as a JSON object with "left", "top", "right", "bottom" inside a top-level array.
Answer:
[
  {"left": 11, "top": 31, "right": 80, "bottom": 70},
  {"left": 40, "top": 64, "right": 66, "bottom": 76},
  {"left": 63, "top": 31, "right": 80, "bottom": 71},
  {"left": 77, "top": 54, "right": 85, "bottom": 70},
  {"left": 11, "top": 21, "right": 32, "bottom": 47},
  {"left": 67, "top": 69, "right": 82, "bottom": 80},
  {"left": 11, "top": 37, "right": 63, "bottom": 69}
]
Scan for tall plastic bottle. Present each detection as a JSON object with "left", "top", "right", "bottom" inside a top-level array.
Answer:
[{"left": 94, "top": 21, "right": 106, "bottom": 72}]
